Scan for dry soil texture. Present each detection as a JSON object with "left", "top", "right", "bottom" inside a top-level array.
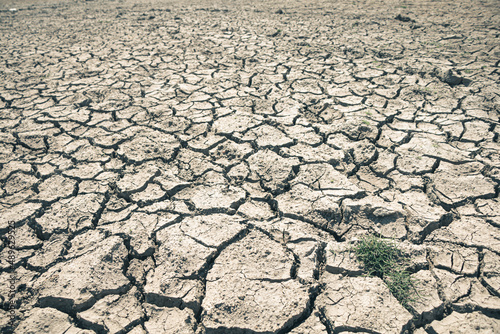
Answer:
[{"left": 0, "top": 0, "right": 500, "bottom": 333}]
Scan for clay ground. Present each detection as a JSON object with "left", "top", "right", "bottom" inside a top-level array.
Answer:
[{"left": 0, "top": 0, "right": 499, "bottom": 333}]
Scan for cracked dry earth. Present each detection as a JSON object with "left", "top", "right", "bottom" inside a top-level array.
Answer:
[{"left": 0, "top": 0, "right": 500, "bottom": 333}]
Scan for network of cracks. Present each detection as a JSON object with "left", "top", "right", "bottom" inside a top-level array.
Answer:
[{"left": 0, "top": 0, "right": 499, "bottom": 333}]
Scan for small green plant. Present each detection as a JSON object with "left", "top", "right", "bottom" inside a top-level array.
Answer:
[
  {"left": 362, "top": 120, "right": 370, "bottom": 125},
  {"left": 352, "top": 235, "right": 417, "bottom": 308}
]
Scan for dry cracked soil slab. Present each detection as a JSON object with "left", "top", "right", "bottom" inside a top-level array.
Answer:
[{"left": 0, "top": 0, "right": 499, "bottom": 333}]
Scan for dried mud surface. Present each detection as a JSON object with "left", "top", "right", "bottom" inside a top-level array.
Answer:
[{"left": 0, "top": 0, "right": 499, "bottom": 333}]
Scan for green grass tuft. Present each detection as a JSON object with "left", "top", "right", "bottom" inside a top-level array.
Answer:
[{"left": 352, "top": 235, "right": 417, "bottom": 308}]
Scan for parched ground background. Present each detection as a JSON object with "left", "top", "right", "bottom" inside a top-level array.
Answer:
[{"left": 0, "top": 0, "right": 499, "bottom": 333}]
